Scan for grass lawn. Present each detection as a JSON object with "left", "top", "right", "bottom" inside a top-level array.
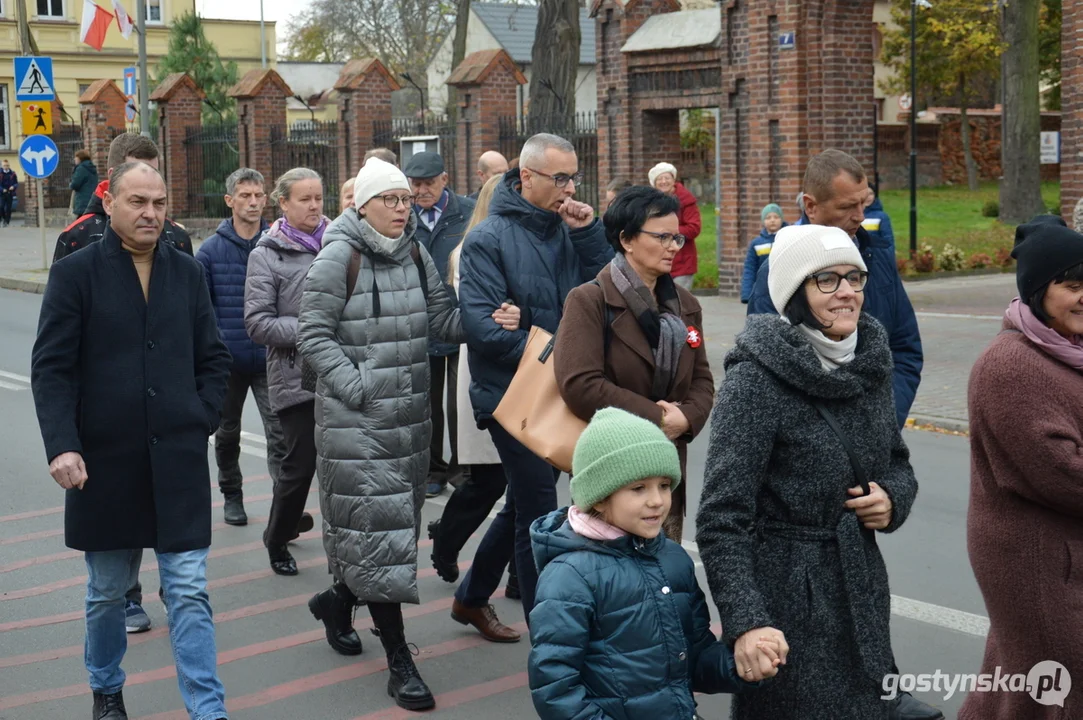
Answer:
[{"left": 690, "top": 182, "right": 1060, "bottom": 287}]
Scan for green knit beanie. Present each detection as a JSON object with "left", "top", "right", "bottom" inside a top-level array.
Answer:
[
  {"left": 762, "top": 203, "right": 783, "bottom": 223},
  {"left": 570, "top": 407, "right": 682, "bottom": 510}
]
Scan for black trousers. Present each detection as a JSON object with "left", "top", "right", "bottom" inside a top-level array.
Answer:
[
  {"left": 428, "top": 354, "right": 459, "bottom": 479},
  {"left": 0, "top": 192, "right": 12, "bottom": 224},
  {"left": 263, "top": 400, "right": 316, "bottom": 548},
  {"left": 437, "top": 463, "right": 508, "bottom": 558}
]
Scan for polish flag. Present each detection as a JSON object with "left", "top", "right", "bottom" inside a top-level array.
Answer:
[
  {"left": 80, "top": 0, "right": 113, "bottom": 51},
  {"left": 112, "top": 0, "right": 133, "bottom": 39}
]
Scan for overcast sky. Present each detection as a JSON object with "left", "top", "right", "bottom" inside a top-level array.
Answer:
[{"left": 196, "top": 0, "right": 310, "bottom": 34}]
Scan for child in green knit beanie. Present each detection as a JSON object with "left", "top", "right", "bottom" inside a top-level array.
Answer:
[{"left": 527, "top": 408, "right": 785, "bottom": 719}]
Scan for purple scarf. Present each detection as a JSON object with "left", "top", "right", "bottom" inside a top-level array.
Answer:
[
  {"left": 279, "top": 217, "right": 327, "bottom": 254},
  {"left": 1005, "top": 297, "right": 1083, "bottom": 370}
]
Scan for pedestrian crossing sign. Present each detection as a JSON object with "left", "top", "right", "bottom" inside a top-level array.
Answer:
[
  {"left": 14, "top": 57, "right": 55, "bottom": 102},
  {"left": 21, "top": 102, "right": 53, "bottom": 136}
]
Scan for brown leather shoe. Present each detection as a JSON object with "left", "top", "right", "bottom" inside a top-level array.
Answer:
[{"left": 450, "top": 600, "right": 521, "bottom": 643}]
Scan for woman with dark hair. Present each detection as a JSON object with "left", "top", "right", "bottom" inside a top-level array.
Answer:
[
  {"left": 696, "top": 224, "right": 918, "bottom": 718},
  {"left": 960, "top": 217, "right": 1083, "bottom": 720},
  {"left": 553, "top": 185, "right": 715, "bottom": 542}
]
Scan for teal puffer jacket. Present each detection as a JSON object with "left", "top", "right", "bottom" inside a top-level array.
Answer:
[{"left": 528, "top": 508, "right": 751, "bottom": 720}]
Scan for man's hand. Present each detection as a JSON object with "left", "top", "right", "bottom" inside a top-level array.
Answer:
[
  {"left": 49, "top": 452, "right": 88, "bottom": 490},
  {"left": 559, "top": 199, "right": 594, "bottom": 229}
]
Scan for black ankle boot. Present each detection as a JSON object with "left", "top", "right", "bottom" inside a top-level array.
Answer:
[
  {"left": 378, "top": 630, "right": 435, "bottom": 711},
  {"left": 427, "top": 519, "right": 459, "bottom": 583},
  {"left": 223, "top": 493, "right": 247, "bottom": 526},
  {"left": 505, "top": 566, "right": 521, "bottom": 601},
  {"left": 268, "top": 545, "right": 298, "bottom": 576},
  {"left": 308, "top": 583, "right": 363, "bottom": 656},
  {"left": 92, "top": 690, "right": 128, "bottom": 720}
]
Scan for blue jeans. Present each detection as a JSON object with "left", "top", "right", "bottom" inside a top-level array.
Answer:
[
  {"left": 455, "top": 423, "right": 559, "bottom": 617},
  {"left": 85, "top": 548, "right": 228, "bottom": 720}
]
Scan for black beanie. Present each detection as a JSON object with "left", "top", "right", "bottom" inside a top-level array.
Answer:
[{"left": 1012, "top": 218, "right": 1083, "bottom": 301}]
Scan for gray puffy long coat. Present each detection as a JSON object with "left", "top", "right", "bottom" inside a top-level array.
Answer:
[
  {"left": 695, "top": 314, "right": 918, "bottom": 720},
  {"left": 298, "top": 211, "right": 464, "bottom": 604}
]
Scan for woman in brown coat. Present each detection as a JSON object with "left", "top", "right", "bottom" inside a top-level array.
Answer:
[
  {"left": 554, "top": 185, "right": 714, "bottom": 541},
  {"left": 962, "top": 217, "right": 1083, "bottom": 720}
]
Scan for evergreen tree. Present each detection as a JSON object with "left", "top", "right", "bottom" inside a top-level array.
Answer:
[{"left": 156, "top": 11, "right": 240, "bottom": 123}]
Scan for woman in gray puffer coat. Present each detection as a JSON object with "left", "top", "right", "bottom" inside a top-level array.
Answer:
[
  {"left": 695, "top": 224, "right": 918, "bottom": 720},
  {"left": 298, "top": 157, "right": 518, "bottom": 712}
]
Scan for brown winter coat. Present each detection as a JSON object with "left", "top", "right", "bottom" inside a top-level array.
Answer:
[
  {"left": 553, "top": 266, "right": 715, "bottom": 538},
  {"left": 960, "top": 327, "right": 1083, "bottom": 720}
]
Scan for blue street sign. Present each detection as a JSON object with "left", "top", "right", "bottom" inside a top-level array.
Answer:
[
  {"left": 14, "top": 57, "right": 55, "bottom": 101},
  {"left": 19, "top": 135, "right": 60, "bottom": 179},
  {"left": 123, "top": 67, "right": 137, "bottom": 98},
  {"left": 779, "top": 32, "right": 796, "bottom": 50}
]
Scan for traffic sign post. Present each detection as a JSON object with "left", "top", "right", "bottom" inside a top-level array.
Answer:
[
  {"left": 14, "top": 57, "right": 55, "bottom": 102},
  {"left": 19, "top": 135, "right": 59, "bottom": 270}
]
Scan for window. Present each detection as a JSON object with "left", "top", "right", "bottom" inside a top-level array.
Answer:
[
  {"left": 147, "top": 0, "right": 161, "bottom": 23},
  {"left": 79, "top": 83, "right": 92, "bottom": 96},
  {"left": 37, "top": 0, "right": 63, "bottom": 18},
  {"left": 0, "top": 85, "right": 9, "bottom": 150}
]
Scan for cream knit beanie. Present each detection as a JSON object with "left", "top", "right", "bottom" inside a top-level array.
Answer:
[
  {"left": 353, "top": 157, "right": 411, "bottom": 211},
  {"left": 767, "top": 225, "right": 867, "bottom": 314}
]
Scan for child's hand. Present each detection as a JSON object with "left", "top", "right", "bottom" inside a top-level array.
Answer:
[
  {"left": 734, "top": 627, "right": 789, "bottom": 682},
  {"left": 751, "top": 637, "right": 784, "bottom": 679}
]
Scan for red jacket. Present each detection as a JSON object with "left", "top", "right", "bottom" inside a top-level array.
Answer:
[{"left": 671, "top": 183, "right": 701, "bottom": 278}]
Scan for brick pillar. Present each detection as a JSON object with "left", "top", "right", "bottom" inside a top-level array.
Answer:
[
  {"left": 718, "top": 0, "right": 876, "bottom": 297},
  {"left": 78, "top": 80, "right": 127, "bottom": 171},
  {"left": 1062, "top": 0, "right": 1082, "bottom": 220},
  {"left": 593, "top": 0, "right": 678, "bottom": 199},
  {"left": 335, "top": 58, "right": 400, "bottom": 182},
  {"left": 229, "top": 69, "right": 292, "bottom": 205},
  {"left": 447, "top": 50, "right": 527, "bottom": 196},
  {"left": 150, "top": 73, "right": 205, "bottom": 218}
]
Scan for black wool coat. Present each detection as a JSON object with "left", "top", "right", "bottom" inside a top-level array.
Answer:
[{"left": 32, "top": 227, "right": 231, "bottom": 553}]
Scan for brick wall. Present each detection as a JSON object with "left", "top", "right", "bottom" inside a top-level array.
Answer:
[
  {"left": 1062, "top": 0, "right": 1082, "bottom": 219},
  {"left": 336, "top": 63, "right": 397, "bottom": 184},
  {"left": 933, "top": 112, "right": 1062, "bottom": 185},
  {"left": 151, "top": 74, "right": 205, "bottom": 219},
  {"left": 79, "top": 80, "right": 127, "bottom": 172},
  {"left": 230, "top": 70, "right": 292, "bottom": 219}
]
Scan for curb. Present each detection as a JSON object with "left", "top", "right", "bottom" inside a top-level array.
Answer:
[
  {"left": 0, "top": 276, "right": 47, "bottom": 294},
  {"left": 902, "top": 267, "right": 1013, "bottom": 283},
  {"left": 908, "top": 413, "right": 970, "bottom": 435}
]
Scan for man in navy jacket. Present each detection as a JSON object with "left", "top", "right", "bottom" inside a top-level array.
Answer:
[
  {"left": 457, "top": 133, "right": 613, "bottom": 622},
  {"left": 746, "top": 150, "right": 922, "bottom": 430},
  {"left": 195, "top": 168, "right": 291, "bottom": 530}
]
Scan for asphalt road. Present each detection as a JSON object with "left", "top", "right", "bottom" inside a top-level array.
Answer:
[{"left": 0, "top": 287, "right": 995, "bottom": 719}]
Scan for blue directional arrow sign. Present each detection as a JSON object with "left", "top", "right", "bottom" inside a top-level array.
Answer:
[{"left": 19, "top": 135, "right": 60, "bottom": 179}]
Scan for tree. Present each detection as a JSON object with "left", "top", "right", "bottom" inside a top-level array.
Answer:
[
  {"left": 1000, "top": 0, "right": 1047, "bottom": 223},
  {"left": 1039, "top": 0, "right": 1061, "bottom": 110},
  {"left": 528, "top": 0, "right": 580, "bottom": 127},
  {"left": 155, "top": 11, "right": 239, "bottom": 123},
  {"left": 281, "top": 0, "right": 454, "bottom": 87},
  {"left": 446, "top": 0, "right": 472, "bottom": 120},
  {"left": 880, "top": 0, "right": 1004, "bottom": 192}
]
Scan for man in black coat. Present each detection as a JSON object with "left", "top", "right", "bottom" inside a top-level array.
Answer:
[
  {"left": 31, "top": 162, "right": 231, "bottom": 720},
  {"left": 404, "top": 151, "right": 477, "bottom": 496}
]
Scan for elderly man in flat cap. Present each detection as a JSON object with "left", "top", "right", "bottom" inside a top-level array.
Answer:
[{"left": 402, "top": 151, "right": 477, "bottom": 498}]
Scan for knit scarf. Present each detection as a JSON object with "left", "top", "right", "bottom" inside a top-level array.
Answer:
[
  {"left": 279, "top": 217, "right": 327, "bottom": 254},
  {"left": 1005, "top": 297, "right": 1083, "bottom": 370},
  {"left": 568, "top": 505, "right": 626, "bottom": 540},
  {"left": 608, "top": 253, "right": 685, "bottom": 400},
  {"left": 795, "top": 322, "right": 858, "bottom": 371}
]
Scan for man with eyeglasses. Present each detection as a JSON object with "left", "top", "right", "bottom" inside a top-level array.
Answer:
[
  {"left": 747, "top": 149, "right": 923, "bottom": 432},
  {"left": 746, "top": 154, "right": 934, "bottom": 720},
  {"left": 457, "top": 133, "right": 613, "bottom": 624},
  {"left": 403, "top": 151, "right": 477, "bottom": 498}
]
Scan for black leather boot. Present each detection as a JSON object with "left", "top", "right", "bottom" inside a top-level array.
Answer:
[
  {"left": 427, "top": 519, "right": 459, "bottom": 583},
  {"left": 504, "top": 564, "right": 521, "bottom": 601},
  {"left": 223, "top": 493, "right": 247, "bottom": 526},
  {"left": 92, "top": 690, "right": 128, "bottom": 720},
  {"left": 888, "top": 692, "right": 945, "bottom": 720},
  {"left": 378, "top": 628, "right": 435, "bottom": 711},
  {"left": 308, "top": 583, "right": 363, "bottom": 655}
]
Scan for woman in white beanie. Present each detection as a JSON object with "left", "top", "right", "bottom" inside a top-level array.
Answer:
[
  {"left": 695, "top": 224, "right": 919, "bottom": 719},
  {"left": 648, "top": 162, "right": 701, "bottom": 290},
  {"left": 297, "top": 157, "right": 519, "bottom": 711}
]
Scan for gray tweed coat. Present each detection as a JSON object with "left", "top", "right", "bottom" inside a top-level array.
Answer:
[
  {"left": 695, "top": 313, "right": 918, "bottom": 720},
  {"left": 298, "top": 210, "right": 463, "bottom": 604}
]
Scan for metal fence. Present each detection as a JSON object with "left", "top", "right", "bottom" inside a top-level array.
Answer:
[
  {"left": 184, "top": 122, "right": 239, "bottom": 218},
  {"left": 498, "top": 113, "right": 599, "bottom": 210},
  {"left": 269, "top": 120, "right": 340, "bottom": 217},
  {"left": 372, "top": 117, "right": 459, "bottom": 193},
  {"left": 41, "top": 124, "right": 86, "bottom": 209}
]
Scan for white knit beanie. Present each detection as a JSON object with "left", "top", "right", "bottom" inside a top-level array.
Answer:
[
  {"left": 767, "top": 225, "right": 867, "bottom": 314},
  {"left": 353, "top": 157, "right": 411, "bottom": 211},
  {"left": 648, "top": 162, "right": 678, "bottom": 187}
]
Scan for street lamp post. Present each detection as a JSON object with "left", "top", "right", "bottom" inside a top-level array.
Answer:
[
  {"left": 400, "top": 73, "right": 426, "bottom": 133},
  {"left": 259, "top": 0, "right": 266, "bottom": 69}
]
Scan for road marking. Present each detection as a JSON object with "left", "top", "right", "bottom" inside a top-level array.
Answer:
[
  {"left": 0, "top": 370, "right": 31, "bottom": 383},
  {"left": 0, "top": 380, "right": 28, "bottom": 391},
  {"left": 915, "top": 312, "right": 1002, "bottom": 321},
  {"left": 241, "top": 430, "right": 267, "bottom": 445}
]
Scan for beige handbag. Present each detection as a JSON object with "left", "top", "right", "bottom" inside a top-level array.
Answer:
[{"left": 493, "top": 326, "right": 587, "bottom": 473}]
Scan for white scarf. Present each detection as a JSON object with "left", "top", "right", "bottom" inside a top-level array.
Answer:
[{"left": 795, "top": 323, "right": 858, "bottom": 371}]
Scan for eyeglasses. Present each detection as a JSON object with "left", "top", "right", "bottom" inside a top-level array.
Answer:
[
  {"left": 807, "top": 270, "right": 869, "bottom": 294},
  {"left": 640, "top": 230, "right": 687, "bottom": 249},
  {"left": 373, "top": 194, "right": 416, "bottom": 209},
  {"left": 525, "top": 168, "right": 583, "bottom": 188}
]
